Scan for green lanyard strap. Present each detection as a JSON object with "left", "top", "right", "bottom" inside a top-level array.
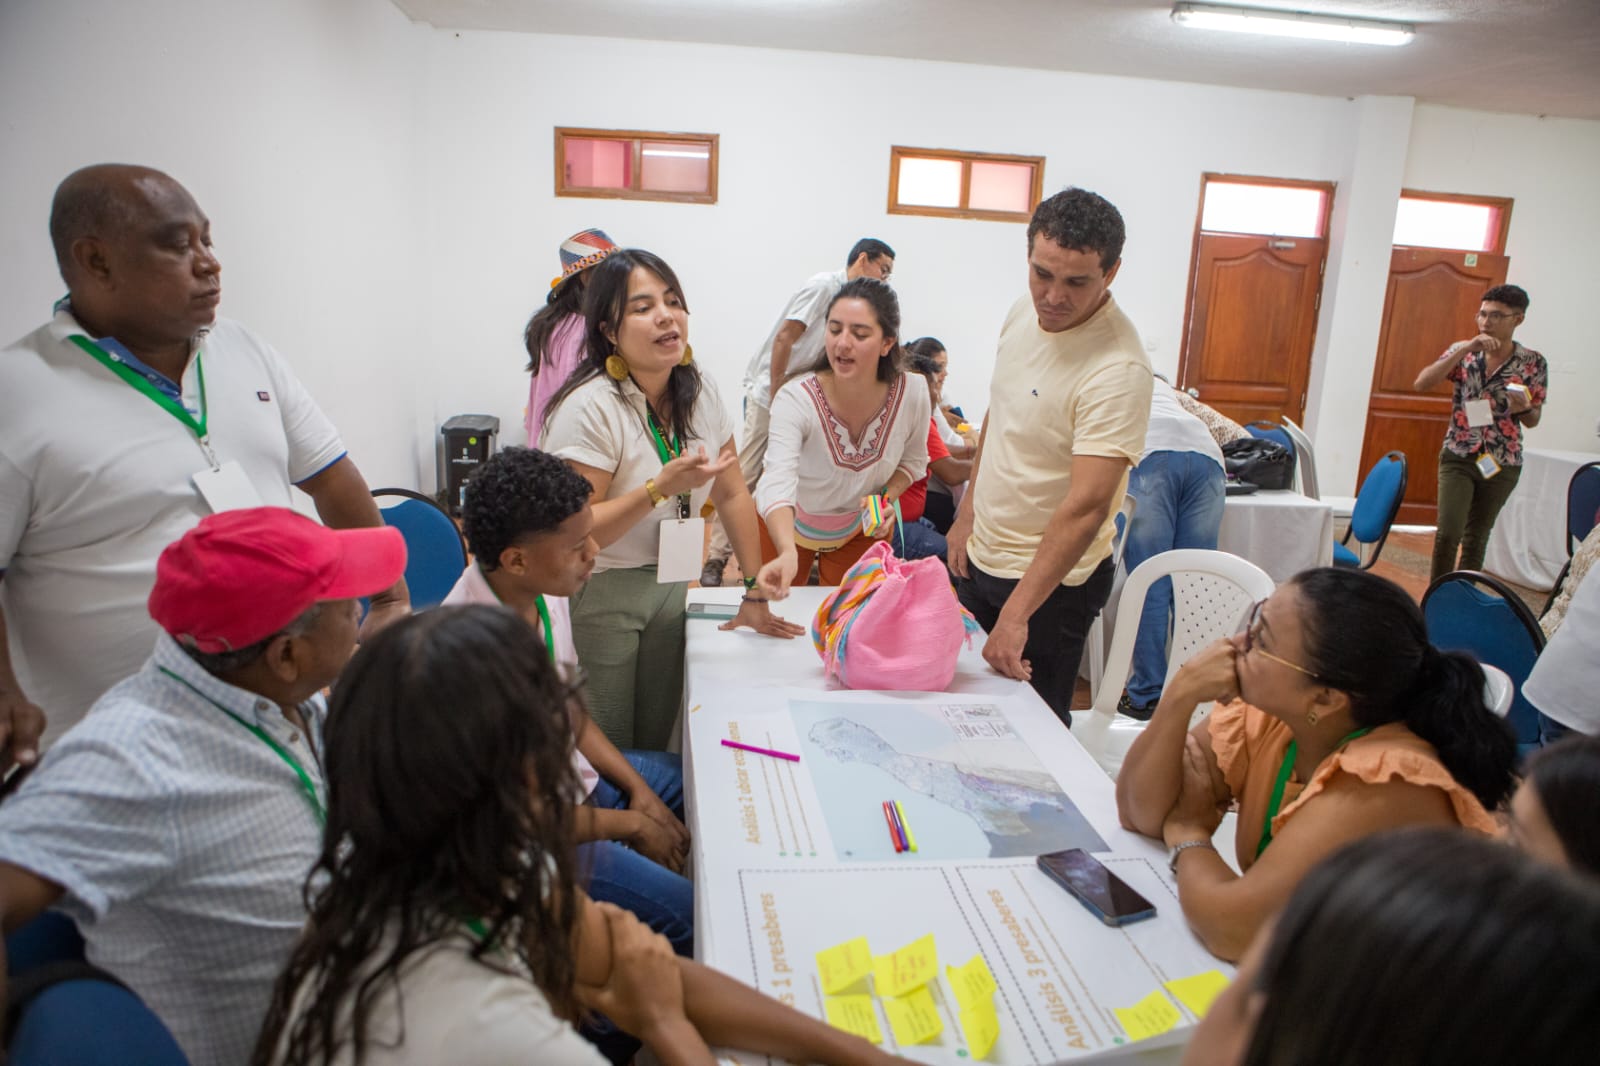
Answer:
[
  {"left": 158, "top": 667, "right": 326, "bottom": 827},
  {"left": 69, "top": 335, "right": 210, "bottom": 445},
  {"left": 1255, "top": 727, "right": 1372, "bottom": 859},
  {"left": 534, "top": 596, "right": 556, "bottom": 663},
  {"left": 645, "top": 412, "right": 692, "bottom": 519}
]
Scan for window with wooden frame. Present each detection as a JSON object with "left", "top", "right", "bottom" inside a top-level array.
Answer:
[
  {"left": 887, "top": 146, "right": 1044, "bottom": 223},
  {"left": 1392, "top": 190, "right": 1512, "bottom": 254},
  {"left": 555, "top": 127, "right": 718, "bottom": 204}
]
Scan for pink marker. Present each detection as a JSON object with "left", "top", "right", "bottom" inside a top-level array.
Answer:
[{"left": 721, "top": 738, "right": 800, "bottom": 762}]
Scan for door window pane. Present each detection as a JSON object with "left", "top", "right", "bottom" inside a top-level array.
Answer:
[
  {"left": 968, "top": 161, "right": 1035, "bottom": 213},
  {"left": 563, "top": 138, "right": 632, "bottom": 190},
  {"left": 897, "top": 156, "right": 963, "bottom": 208},
  {"left": 1201, "top": 182, "right": 1326, "bottom": 238},
  {"left": 640, "top": 140, "right": 712, "bottom": 195},
  {"left": 1393, "top": 198, "right": 1498, "bottom": 252}
]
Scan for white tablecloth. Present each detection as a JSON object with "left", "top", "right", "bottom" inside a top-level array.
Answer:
[
  {"left": 1483, "top": 447, "right": 1600, "bottom": 591},
  {"left": 683, "top": 587, "right": 1226, "bottom": 1064},
  {"left": 1217, "top": 490, "right": 1335, "bottom": 584}
]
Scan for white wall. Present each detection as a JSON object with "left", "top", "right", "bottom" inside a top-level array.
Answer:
[
  {"left": 0, "top": 0, "right": 431, "bottom": 490},
  {"left": 4, "top": 2, "right": 1595, "bottom": 500},
  {"left": 1404, "top": 105, "right": 1600, "bottom": 455}
]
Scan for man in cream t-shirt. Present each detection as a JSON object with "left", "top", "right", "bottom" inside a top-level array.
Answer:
[{"left": 949, "top": 188, "right": 1153, "bottom": 724}]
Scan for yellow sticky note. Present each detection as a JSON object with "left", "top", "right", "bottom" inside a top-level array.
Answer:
[
  {"left": 946, "top": 953, "right": 998, "bottom": 1012},
  {"left": 1164, "top": 970, "right": 1230, "bottom": 1019},
  {"left": 959, "top": 1000, "right": 1001, "bottom": 1059},
  {"left": 816, "top": 936, "right": 873, "bottom": 995},
  {"left": 873, "top": 933, "right": 938, "bottom": 998},
  {"left": 823, "top": 994, "right": 883, "bottom": 1044},
  {"left": 1113, "top": 989, "right": 1182, "bottom": 1042},
  {"left": 882, "top": 984, "right": 943, "bottom": 1046}
]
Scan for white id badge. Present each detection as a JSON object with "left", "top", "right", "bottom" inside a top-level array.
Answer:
[
  {"left": 1475, "top": 453, "right": 1502, "bottom": 480},
  {"left": 192, "top": 460, "right": 265, "bottom": 513},
  {"left": 657, "top": 517, "right": 706, "bottom": 583},
  {"left": 1464, "top": 398, "right": 1494, "bottom": 427}
]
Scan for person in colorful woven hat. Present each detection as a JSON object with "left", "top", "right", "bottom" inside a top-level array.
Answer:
[
  {"left": 525, "top": 228, "right": 618, "bottom": 444},
  {"left": 0, "top": 507, "right": 407, "bottom": 1066}
]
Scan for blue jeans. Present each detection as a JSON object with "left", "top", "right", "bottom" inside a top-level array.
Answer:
[
  {"left": 899, "top": 516, "right": 948, "bottom": 564},
  {"left": 580, "top": 751, "right": 694, "bottom": 957},
  {"left": 1123, "top": 452, "right": 1226, "bottom": 706}
]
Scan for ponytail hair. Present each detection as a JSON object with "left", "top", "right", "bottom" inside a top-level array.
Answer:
[{"left": 1290, "top": 568, "right": 1516, "bottom": 810}]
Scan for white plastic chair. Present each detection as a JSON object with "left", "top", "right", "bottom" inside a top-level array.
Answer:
[
  {"left": 1072, "top": 549, "right": 1276, "bottom": 778},
  {"left": 1279, "top": 416, "right": 1320, "bottom": 500},
  {"left": 1082, "top": 493, "right": 1137, "bottom": 703}
]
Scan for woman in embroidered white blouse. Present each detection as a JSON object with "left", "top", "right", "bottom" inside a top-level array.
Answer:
[{"left": 755, "top": 278, "right": 931, "bottom": 597}]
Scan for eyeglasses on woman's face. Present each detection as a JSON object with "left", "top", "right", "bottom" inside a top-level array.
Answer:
[{"left": 1238, "top": 599, "right": 1319, "bottom": 680}]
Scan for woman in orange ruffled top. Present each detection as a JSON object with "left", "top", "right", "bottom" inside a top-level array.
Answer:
[{"left": 1116, "top": 567, "right": 1517, "bottom": 962}]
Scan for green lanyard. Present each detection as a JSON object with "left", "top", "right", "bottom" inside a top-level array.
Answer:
[
  {"left": 479, "top": 566, "right": 556, "bottom": 664},
  {"left": 69, "top": 335, "right": 216, "bottom": 466},
  {"left": 1255, "top": 727, "right": 1371, "bottom": 859},
  {"left": 158, "top": 666, "right": 326, "bottom": 827},
  {"left": 646, "top": 412, "right": 691, "bottom": 519}
]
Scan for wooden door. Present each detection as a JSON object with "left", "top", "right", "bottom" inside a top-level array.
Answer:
[
  {"left": 1359, "top": 248, "right": 1509, "bottom": 525},
  {"left": 1178, "top": 233, "right": 1326, "bottom": 425}
]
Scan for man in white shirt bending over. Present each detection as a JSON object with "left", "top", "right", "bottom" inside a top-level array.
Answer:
[{"left": 701, "top": 237, "right": 895, "bottom": 585}]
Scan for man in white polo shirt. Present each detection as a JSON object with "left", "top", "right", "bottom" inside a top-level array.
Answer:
[
  {"left": 0, "top": 164, "right": 409, "bottom": 762},
  {"left": 949, "top": 188, "right": 1153, "bottom": 724},
  {"left": 0, "top": 507, "right": 406, "bottom": 1066}
]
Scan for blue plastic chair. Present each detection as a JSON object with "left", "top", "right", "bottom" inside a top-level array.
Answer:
[
  {"left": 1422, "top": 570, "right": 1546, "bottom": 755},
  {"left": 1568, "top": 461, "right": 1600, "bottom": 555},
  {"left": 8, "top": 975, "right": 190, "bottom": 1065},
  {"left": 5, "top": 911, "right": 84, "bottom": 974},
  {"left": 371, "top": 488, "right": 469, "bottom": 609},
  {"left": 1242, "top": 420, "right": 1295, "bottom": 457},
  {"left": 1332, "top": 451, "right": 1407, "bottom": 569}
]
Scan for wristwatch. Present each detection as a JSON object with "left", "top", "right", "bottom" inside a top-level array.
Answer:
[{"left": 1168, "top": 839, "right": 1215, "bottom": 874}]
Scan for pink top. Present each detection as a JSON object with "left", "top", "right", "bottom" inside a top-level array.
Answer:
[
  {"left": 442, "top": 564, "right": 600, "bottom": 798},
  {"left": 526, "top": 314, "right": 588, "bottom": 447}
]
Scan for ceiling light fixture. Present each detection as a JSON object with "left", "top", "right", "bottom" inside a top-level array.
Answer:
[{"left": 1171, "top": 3, "right": 1415, "bottom": 46}]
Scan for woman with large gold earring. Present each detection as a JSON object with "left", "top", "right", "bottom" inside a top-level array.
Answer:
[{"left": 541, "top": 250, "right": 804, "bottom": 750}]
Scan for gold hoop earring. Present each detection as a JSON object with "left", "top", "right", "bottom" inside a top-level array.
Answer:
[
  {"left": 679, "top": 343, "right": 694, "bottom": 368},
  {"left": 605, "top": 354, "right": 629, "bottom": 382}
]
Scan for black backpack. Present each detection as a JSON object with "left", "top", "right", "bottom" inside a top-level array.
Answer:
[{"left": 1222, "top": 438, "right": 1296, "bottom": 491}]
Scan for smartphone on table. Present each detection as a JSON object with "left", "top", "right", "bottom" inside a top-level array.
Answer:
[
  {"left": 1037, "top": 849, "right": 1158, "bottom": 927},
  {"left": 686, "top": 602, "right": 739, "bottom": 621}
]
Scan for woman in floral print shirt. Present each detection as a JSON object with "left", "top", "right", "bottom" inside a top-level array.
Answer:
[{"left": 1414, "top": 284, "right": 1548, "bottom": 582}]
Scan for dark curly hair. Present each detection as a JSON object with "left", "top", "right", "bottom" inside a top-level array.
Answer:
[
  {"left": 1027, "top": 187, "right": 1125, "bottom": 271},
  {"left": 1482, "top": 283, "right": 1529, "bottom": 312},
  {"left": 461, "top": 447, "right": 594, "bottom": 572},
  {"left": 252, "top": 606, "right": 585, "bottom": 1066}
]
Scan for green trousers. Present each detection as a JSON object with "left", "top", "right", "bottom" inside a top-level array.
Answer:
[
  {"left": 568, "top": 566, "right": 687, "bottom": 750},
  {"left": 1432, "top": 448, "right": 1523, "bottom": 582}
]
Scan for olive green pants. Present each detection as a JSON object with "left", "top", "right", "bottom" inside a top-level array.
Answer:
[
  {"left": 568, "top": 566, "right": 687, "bottom": 750},
  {"left": 1432, "top": 448, "right": 1522, "bottom": 583}
]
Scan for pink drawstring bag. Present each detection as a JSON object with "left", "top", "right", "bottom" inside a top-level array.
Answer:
[{"left": 811, "top": 541, "right": 979, "bottom": 691}]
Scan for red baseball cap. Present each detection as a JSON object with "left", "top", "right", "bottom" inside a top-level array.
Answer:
[{"left": 149, "top": 507, "right": 408, "bottom": 652}]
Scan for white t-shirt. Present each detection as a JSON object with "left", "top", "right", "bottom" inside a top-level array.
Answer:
[
  {"left": 0, "top": 310, "right": 345, "bottom": 744},
  {"left": 441, "top": 565, "right": 599, "bottom": 797},
  {"left": 1142, "top": 381, "right": 1225, "bottom": 467},
  {"left": 755, "top": 372, "right": 931, "bottom": 550},
  {"left": 740, "top": 269, "right": 847, "bottom": 410},
  {"left": 542, "top": 373, "right": 735, "bottom": 572},
  {"left": 273, "top": 929, "right": 604, "bottom": 1066},
  {"left": 1525, "top": 568, "right": 1600, "bottom": 735}
]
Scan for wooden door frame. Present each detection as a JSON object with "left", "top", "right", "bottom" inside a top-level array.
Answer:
[{"left": 1177, "top": 173, "right": 1337, "bottom": 388}]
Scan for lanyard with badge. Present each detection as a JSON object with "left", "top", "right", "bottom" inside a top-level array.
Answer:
[
  {"left": 646, "top": 411, "right": 705, "bottom": 583},
  {"left": 1255, "top": 727, "right": 1371, "bottom": 859},
  {"left": 158, "top": 666, "right": 326, "bottom": 827},
  {"left": 68, "top": 335, "right": 263, "bottom": 513}
]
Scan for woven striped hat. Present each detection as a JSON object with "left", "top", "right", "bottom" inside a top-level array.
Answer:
[{"left": 552, "top": 228, "right": 618, "bottom": 288}]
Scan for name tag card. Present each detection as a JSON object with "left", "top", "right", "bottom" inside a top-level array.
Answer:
[
  {"left": 192, "top": 460, "right": 265, "bottom": 513},
  {"left": 1464, "top": 398, "right": 1494, "bottom": 427},
  {"left": 1475, "top": 453, "right": 1502, "bottom": 480},
  {"left": 657, "top": 517, "right": 706, "bottom": 583}
]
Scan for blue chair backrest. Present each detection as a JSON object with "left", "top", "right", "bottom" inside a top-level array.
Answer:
[
  {"left": 1423, "top": 573, "right": 1544, "bottom": 749},
  {"left": 1350, "top": 451, "right": 1406, "bottom": 544},
  {"left": 372, "top": 490, "right": 468, "bottom": 609},
  {"left": 9, "top": 978, "right": 190, "bottom": 1065},
  {"left": 5, "top": 912, "right": 84, "bottom": 974},
  {"left": 1570, "top": 462, "right": 1600, "bottom": 551},
  {"left": 1243, "top": 421, "right": 1295, "bottom": 456}
]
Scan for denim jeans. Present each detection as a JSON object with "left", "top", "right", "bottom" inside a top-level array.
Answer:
[
  {"left": 1123, "top": 451, "right": 1226, "bottom": 706},
  {"left": 899, "top": 516, "right": 948, "bottom": 564},
  {"left": 580, "top": 750, "right": 694, "bottom": 957}
]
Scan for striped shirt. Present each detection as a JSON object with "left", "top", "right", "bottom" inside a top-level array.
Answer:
[{"left": 0, "top": 632, "right": 327, "bottom": 1066}]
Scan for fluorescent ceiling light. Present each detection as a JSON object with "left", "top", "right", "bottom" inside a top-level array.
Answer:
[
  {"left": 642, "top": 148, "right": 709, "bottom": 159},
  {"left": 1172, "top": 3, "right": 1415, "bottom": 46}
]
